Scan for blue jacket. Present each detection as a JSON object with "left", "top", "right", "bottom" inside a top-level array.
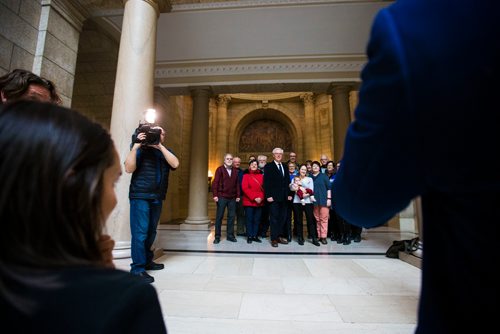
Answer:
[
  {"left": 333, "top": 1, "right": 500, "bottom": 333},
  {"left": 129, "top": 147, "right": 175, "bottom": 200}
]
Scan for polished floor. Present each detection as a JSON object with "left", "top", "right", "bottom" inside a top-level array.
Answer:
[{"left": 114, "top": 225, "right": 421, "bottom": 334}]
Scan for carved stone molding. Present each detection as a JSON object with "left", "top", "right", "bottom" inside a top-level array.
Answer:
[
  {"left": 171, "top": 0, "right": 378, "bottom": 12},
  {"left": 156, "top": 59, "right": 364, "bottom": 79},
  {"left": 229, "top": 92, "right": 304, "bottom": 101},
  {"left": 216, "top": 94, "right": 231, "bottom": 107},
  {"left": 155, "top": 56, "right": 364, "bottom": 94},
  {"left": 300, "top": 92, "right": 314, "bottom": 105}
]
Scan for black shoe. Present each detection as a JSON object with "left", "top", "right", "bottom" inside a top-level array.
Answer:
[
  {"left": 213, "top": 237, "right": 220, "bottom": 244},
  {"left": 298, "top": 238, "right": 304, "bottom": 245},
  {"left": 133, "top": 271, "right": 154, "bottom": 284},
  {"left": 247, "top": 237, "right": 252, "bottom": 244},
  {"left": 252, "top": 237, "right": 262, "bottom": 243},
  {"left": 312, "top": 238, "right": 320, "bottom": 247},
  {"left": 145, "top": 262, "right": 164, "bottom": 271},
  {"left": 343, "top": 237, "right": 351, "bottom": 245},
  {"left": 320, "top": 238, "right": 327, "bottom": 245},
  {"left": 353, "top": 234, "right": 362, "bottom": 243},
  {"left": 227, "top": 236, "right": 237, "bottom": 242}
]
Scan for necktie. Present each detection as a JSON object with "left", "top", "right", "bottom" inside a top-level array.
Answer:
[{"left": 278, "top": 163, "right": 283, "bottom": 176}]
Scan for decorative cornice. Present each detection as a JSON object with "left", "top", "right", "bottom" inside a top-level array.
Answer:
[
  {"left": 171, "top": 0, "right": 387, "bottom": 12},
  {"left": 229, "top": 92, "right": 305, "bottom": 101},
  {"left": 155, "top": 58, "right": 365, "bottom": 79},
  {"left": 155, "top": 56, "right": 364, "bottom": 94}
]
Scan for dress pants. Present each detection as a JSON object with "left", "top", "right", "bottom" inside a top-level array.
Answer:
[
  {"left": 268, "top": 200, "right": 287, "bottom": 241},
  {"left": 214, "top": 197, "right": 236, "bottom": 238}
]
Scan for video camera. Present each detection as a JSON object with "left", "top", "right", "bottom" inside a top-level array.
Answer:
[
  {"left": 132, "top": 108, "right": 161, "bottom": 146},
  {"left": 135, "top": 123, "right": 161, "bottom": 146}
]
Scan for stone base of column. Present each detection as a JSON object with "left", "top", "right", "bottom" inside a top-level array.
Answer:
[
  {"left": 112, "top": 240, "right": 131, "bottom": 259},
  {"left": 182, "top": 216, "right": 211, "bottom": 230}
]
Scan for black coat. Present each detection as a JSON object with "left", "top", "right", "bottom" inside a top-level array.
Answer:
[
  {"left": 1, "top": 266, "right": 167, "bottom": 334},
  {"left": 263, "top": 161, "right": 291, "bottom": 202}
]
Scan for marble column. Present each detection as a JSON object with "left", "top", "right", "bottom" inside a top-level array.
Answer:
[
  {"left": 216, "top": 95, "right": 231, "bottom": 163},
  {"left": 107, "top": 0, "right": 166, "bottom": 258},
  {"left": 330, "top": 85, "right": 352, "bottom": 162},
  {"left": 349, "top": 90, "right": 359, "bottom": 122},
  {"left": 300, "top": 93, "right": 315, "bottom": 160},
  {"left": 184, "top": 87, "right": 212, "bottom": 228}
]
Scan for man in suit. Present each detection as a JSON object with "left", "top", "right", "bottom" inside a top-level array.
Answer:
[
  {"left": 333, "top": 1, "right": 499, "bottom": 333},
  {"left": 263, "top": 147, "right": 292, "bottom": 247}
]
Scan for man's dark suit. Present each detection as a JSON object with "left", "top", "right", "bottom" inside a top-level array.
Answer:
[
  {"left": 263, "top": 161, "right": 290, "bottom": 242},
  {"left": 333, "top": 1, "right": 500, "bottom": 333}
]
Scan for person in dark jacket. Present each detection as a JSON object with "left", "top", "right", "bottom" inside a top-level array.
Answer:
[
  {"left": 0, "top": 101, "right": 167, "bottom": 333},
  {"left": 212, "top": 153, "right": 241, "bottom": 244},
  {"left": 333, "top": 1, "right": 500, "bottom": 332},
  {"left": 125, "top": 125, "right": 179, "bottom": 283},
  {"left": 264, "top": 147, "right": 292, "bottom": 247}
]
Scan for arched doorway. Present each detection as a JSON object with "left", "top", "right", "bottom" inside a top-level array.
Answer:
[{"left": 230, "top": 108, "right": 301, "bottom": 167}]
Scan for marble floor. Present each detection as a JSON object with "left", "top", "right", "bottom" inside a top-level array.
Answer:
[{"left": 114, "top": 226, "right": 421, "bottom": 334}]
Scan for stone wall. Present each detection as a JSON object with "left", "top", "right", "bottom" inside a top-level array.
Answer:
[
  {"left": 0, "top": 0, "right": 42, "bottom": 76},
  {"left": 0, "top": 0, "right": 84, "bottom": 106},
  {"left": 72, "top": 20, "right": 118, "bottom": 128}
]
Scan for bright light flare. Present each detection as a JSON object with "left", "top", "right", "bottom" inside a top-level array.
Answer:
[{"left": 145, "top": 108, "right": 156, "bottom": 124}]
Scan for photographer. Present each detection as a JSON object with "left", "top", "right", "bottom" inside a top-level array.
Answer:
[{"left": 125, "top": 125, "right": 179, "bottom": 283}]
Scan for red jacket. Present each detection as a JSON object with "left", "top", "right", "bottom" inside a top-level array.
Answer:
[{"left": 241, "top": 170, "right": 264, "bottom": 207}]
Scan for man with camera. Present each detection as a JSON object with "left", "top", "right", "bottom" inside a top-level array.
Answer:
[{"left": 125, "top": 124, "right": 179, "bottom": 283}]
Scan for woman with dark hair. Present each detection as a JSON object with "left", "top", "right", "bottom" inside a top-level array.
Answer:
[{"left": 0, "top": 101, "right": 167, "bottom": 333}]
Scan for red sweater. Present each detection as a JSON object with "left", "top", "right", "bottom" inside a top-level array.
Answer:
[
  {"left": 241, "top": 170, "right": 264, "bottom": 207},
  {"left": 212, "top": 165, "right": 240, "bottom": 199}
]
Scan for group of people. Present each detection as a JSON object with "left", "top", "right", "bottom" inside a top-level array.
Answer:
[
  {"left": 1, "top": 0, "right": 498, "bottom": 332},
  {"left": 211, "top": 150, "right": 361, "bottom": 247}
]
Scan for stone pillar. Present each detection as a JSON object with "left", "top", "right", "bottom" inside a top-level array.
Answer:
[
  {"left": 107, "top": 0, "right": 167, "bottom": 258},
  {"left": 184, "top": 86, "right": 212, "bottom": 228},
  {"left": 330, "top": 85, "right": 352, "bottom": 162},
  {"left": 216, "top": 95, "right": 231, "bottom": 163},
  {"left": 34, "top": 1, "right": 86, "bottom": 106},
  {"left": 300, "top": 93, "right": 315, "bottom": 160},
  {"left": 349, "top": 90, "right": 359, "bottom": 122}
]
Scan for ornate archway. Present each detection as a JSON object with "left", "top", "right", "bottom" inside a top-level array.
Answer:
[{"left": 230, "top": 106, "right": 302, "bottom": 163}]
